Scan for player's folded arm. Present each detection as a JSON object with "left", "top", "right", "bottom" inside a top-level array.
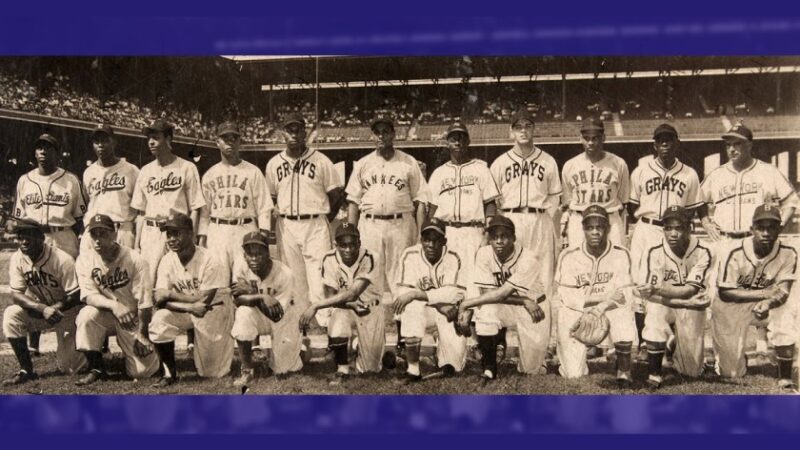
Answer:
[
  {"left": 655, "top": 283, "right": 701, "bottom": 300},
  {"left": 718, "top": 286, "right": 773, "bottom": 304},
  {"left": 10, "top": 291, "right": 49, "bottom": 314}
]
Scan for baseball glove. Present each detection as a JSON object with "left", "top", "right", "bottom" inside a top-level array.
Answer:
[
  {"left": 433, "top": 303, "right": 459, "bottom": 322},
  {"left": 569, "top": 309, "right": 610, "bottom": 346},
  {"left": 455, "top": 308, "right": 473, "bottom": 337}
]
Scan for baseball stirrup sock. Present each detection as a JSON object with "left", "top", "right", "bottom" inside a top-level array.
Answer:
[
  {"left": 8, "top": 338, "right": 34, "bottom": 374},
  {"left": 329, "top": 337, "right": 349, "bottom": 366},
  {"left": 646, "top": 341, "right": 666, "bottom": 376},
  {"left": 634, "top": 312, "right": 645, "bottom": 345},
  {"left": 155, "top": 342, "right": 177, "bottom": 378},
  {"left": 478, "top": 335, "right": 498, "bottom": 377},
  {"left": 84, "top": 351, "right": 105, "bottom": 372},
  {"left": 614, "top": 342, "right": 632, "bottom": 373},
  {"left": 775, "top": 345, "right": 795, "bottom": 380}
]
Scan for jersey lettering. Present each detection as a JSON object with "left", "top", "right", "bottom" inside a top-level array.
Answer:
[
  {"left": 644, "top": 176, "right": 687, "bottom": 196},
  {"left": 360, "top": 173, "right": 407, "bottom": 191},
  {"left": 276, "top": 161, "right": 317, "bottom": 182},
  {"left": 23, "top": 270, "right": 60, "bottom": 288},
  {"left": 145, "top": 172, "right": 183, "bottom": 195},
  {"left": 503, "top": 161, "right": 546, "bottom": 182},
  {"left": 86, "top": 172, "right": 128, "bottom": 196},
  {"left": 91, "top": 267, "right": 131, "bottom": 291},
  {"left": 23, "top": 191, "right": 71, "bottom": 208},
  {"left": 172, "top": 278, "right": 201, "bottom": 293}
]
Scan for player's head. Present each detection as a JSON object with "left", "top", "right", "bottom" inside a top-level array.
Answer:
[
  {"left": 751, "top": 204, "right": 781, "bottom": 250},
  {"left": 486, "top": 215, "right": 516, "bottom": 261},
  {"left": 580, "top": 118, "right": 605, "bottom": 155},
  {"left": 85, "top": 214, "right": 118, "bottom": 254},
  {"left": 242, "top": 231, "right": 271, "bottom": 275},
  {"left": 33, "top": 134, "right": 59, "bottom": 169},
  {"left": 581, "top": 205, "right": 610, "bottom": 249},
  {"left": 91, "top": 124, "right": 117, "bottom": 162},
  {"left": 420, "top": 219, "right": 447, "bottom": 264},
  {"left": 334, "top": 222, "right": 361, "bottom": 266},
  {"left": 282, "top": 113, "right": 307, "bottom": 152},
  {"left": 661, "top": 205, "right": 691, "bottom": 252},
  {"left": 652, "top": 124, "right": 679, "bottom": 163},
  {"left": 722, "top": 123, "right": 753, "bottom": 165},
  {"left": 445, "top": 122, "right": 470, "bottom": 162},
  {"left": 216, "top": 121, "right": 241, "bottom": 156},
  {"left": 510, "top": 110, "right": 535, "bottom": 145},
  {"left": 143, "top": 120, "right": 174, "bottom": 155},
  {"left": 160, "top": 213, "right": 195, "bottom": 253},
  {"left": 11, "top": 219, "right": 45, "bottom": 258},
  {"left": 370, "top": 117, "right": 395, "bottom": 150}
]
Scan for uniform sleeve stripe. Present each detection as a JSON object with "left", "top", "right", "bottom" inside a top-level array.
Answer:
[
  {"left": 721, "top": 247, "right": 743, "bottom": 283},
  {"left": 506, "top": 279, "right": 528, "bottom": 292}
]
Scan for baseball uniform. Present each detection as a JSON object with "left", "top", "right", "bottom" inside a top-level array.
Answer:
[
  {"left": 74, "top": 246, "right": 160, "bottom": 379},
  {"left": 14, "top": 167, "right": 87, "bottom": 258},
  {"left": 561, "top": 152, "right": 630, "bottom": 247},
  {"left": 131, "top": 156, "right": 205, "bottom": 285},
  {"left": 321, "top": 247, "right": 386, "bottom": 373},
  {"left": 3, "top": 244, "right": 86, "bottom": 373},
  {"left": 200, "top": 160, "right": 273, "bottom": 274},
  {"left": 82, "top": 158, "right": 140, "bottom": 249},
  {"left": 641, "top": 237, "right": 712, "bottom": 377},
  {"left": 555, "top": 242, "right": 636, "bottom": 378},
  {"left": 394, "top": 243, "right": 467, "bottom": 371},
  {"left": 265, "top": 148, "right": 342, "bottom": 316},
  {"left": 230, "top": 257, "right": 303, "bottom": 375},
  {"left": 472, "top": 243, "right": 551, "bottom": 374},
  {"left": 346, "top": 149, "right": 429, "bottom": 300},
  {"left": 149, "top": 246, "right": 232, "bottom": 378}
]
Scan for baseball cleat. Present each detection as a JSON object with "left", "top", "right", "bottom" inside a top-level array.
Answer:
[
  {"left": 398, "top": 372, "right": 423, "bottom": 386},
  {"left": 152, "top": 376, "right": 177, "bottom": 388},
  {"left": 777, "top": 378, "right": 798, "bottom": 392},
  {"left": 3, "top": 370, "right": 38, "bottom": 386},
  {"left": 75, "top": 369, "right": 107, "bottom": 386},
  {"left": 328, "top": 372, "right": 350, "bottom": 386},
  {"left": 233, "top": 369, "right": 256, "bottom": 387},
  {"left": 645, "top": 376, "right": 662, "bottom": 391},
  {"left": 616, "top": 377, "right": 633, "bottom": 389},
  {"left": 480, "top": 370, "right": 495, "bottom": 387},
  {"left": 28, "top": 347, "right": 41, "bottom": 357},
  {"left": 381, "top": 351, "right": 397, "bottom": 371}
]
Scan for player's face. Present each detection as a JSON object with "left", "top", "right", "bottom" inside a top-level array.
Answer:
[
  {"left": 165, "top": 227, "right": 194, "bottom": 253},
  {"left": 653, "top": 134, "right": 678, "bottom": 162},
  {"left": 335, "top": 235, "right": 360, "bottom": 266},
  {"left": 89, "top": 227, "right": 117, "bottom": 253},
  {"left": 511, "top": 120, "right": 534, "bottom": 144},
  {"left": 217, "top": 133, "right": 240, "bottom": 156},
  {"left": 373, "top": 123, "right": 395, "bottom": 149},
  {"left": 243, "top": 244, "right": 270, "bottom": 273},
  {"left": 420, "top": 230, "right": 447, "bottom": 263},
  {"left": 582, "top": 217, "right": 609, "bottom": 248},
  {"left": 580, "top": 132, "right": 605, "bottom": 155},
  {"left": 283, "top": 123, "right": 306, "bottom": 150},
  {"left": 663, "top": 218, "right": 690, "bottom": 251},
  {"left": 446, "top": 132, "right": 470, "bottom": 161},
  {"left": 724, "top": 138, "right": 752, "bottom": 165},
  {"left": 92, "top": 134, "right": 116, "bottom": 160},
  {"left": 15, "top": 231, "right": 44, "bottom": 257},
  {"left": 488, "top": 227, "right": 516, "bottom": 261},
  {"left": 34, "top": 142, "right": 58, "bottom": 168},
  {"left": 147, "top": 131, "right": 171, "bottom": 155},
  {"left": 751, "top": 219, "right": 780, "bottom": 249}
]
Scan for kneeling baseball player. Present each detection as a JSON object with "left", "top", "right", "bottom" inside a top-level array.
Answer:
[
  {"left": 392, "top": 219, "right": 467, "bottom": 384},
  {"left": 149, "top": 213, "right": 232, "bottom": 387},
  {"left": 636, "top": 206, "right": 712, "bottom": 389},
  {"left": 457, "top": 215, "right": 550, "bottom": 384},
  {"left": 299, "top": 223, "right": 387, "bottom": 385},
  {"left": 554, "top": 206, "right": 636, "bottom": 386}
]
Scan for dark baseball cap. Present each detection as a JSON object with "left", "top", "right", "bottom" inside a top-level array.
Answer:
[
  {"left": 722, "top": 123, "right": 753, "bottom": 142},
  {"left": 85, "top": 214, "right": 115, "bottom": 233},
  {"left": 282, "top": 113, "right": 306, "bottom": 129},
  {"left": 12, "top": 218, "right": 44, "bottom": 236},
  {"left": 334, "top": 222, "right": 360, "bottom": 241},
  {"left": 91, "top": 124, "right": 115, "bottom": 139},
  {"left": 580, "top": 117, "right": 605, "bottom": 135},
  {"left": 582, "top": 205, "right": 609, "bottom": 223},
  {"left": 370, "top": 116, "right": 394, "bottom": 132},
  {"left": 35, "top": 133, "right": 59, "bottom": 149},
  {"left": 445, "top": 122, "right": 470, "bottom": 139},
  {"left": 661, "top": 205, "right": 691, "bottom": 224},
  {"left": 216, "top": 121, "right": 241, "bottom": 137},
  {"left": 752, "top": 204, "right": 781, "bottom": 223},
  {"left": 486, "top": 215, "right": 515, "bottom": 234},
  {"left": 159, "top": 212, "right": 193, "bottom": 231},
  {"left": 242, "top": 231, "right": 270, "bottom": 249},
  {"left": 420, "top": 218, "right": 446, "bottom": 237},
  {"left": 511, "top": 109, "right": 535, "bottom": 127},
  {"left": 653, "top": 123, "right": 678, "bottom": 139},
  {"left": 142, "top": 119, "right": 174, "bottom": 136}
]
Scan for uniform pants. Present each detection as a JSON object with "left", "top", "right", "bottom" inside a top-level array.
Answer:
[
  {"left": 400, "top": 300, "right": 467, "bottom": 371},
  {"left": 643, "top": 301, "right": 706, "bottom": 377},
  {"left": 277, "top": 216, "right": 330, "bottom": 315},
  {"left": 475, "top": 300, "right": 552, "bottom": 374},
  {"left": 358, "top": 214, "right": 417, "bottom": 302},
  {"left": 138, "top": 223, "right": 168, "bottom": 288},
  {"left": 2, "top": 304, "right": 86, "bottom": 374},
  {"left": 206, "top": 221, "right": 258, "bottom": 279},
  {"left": 231, "top": 303, "right": 303, "bottom": 375},
  {"left": 557, "top": 305, "right": 636, "bottom": 379},
  {"left": 328, "top": 303, "right": 387, "bottom": 373}
]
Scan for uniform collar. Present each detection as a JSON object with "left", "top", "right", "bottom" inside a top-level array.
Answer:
[
  {"left": 662, "top": 236, "right": 698, "bottom": 261},
  {"left": 743, "top": 236, "right": 781, "bottom": 264},
  {"left": 724, "top": 159, "right": 757, "bottom": 175},
  {"left": 581, "top": 240, "right": 612, "bottom": 261},
  {"left": 493, "top": 244, "right": 522, "bottom": 268},
  {"left": 651, "top": 157, "right": 681, "bottom": 173},
  {"left": 508, "top": 146, "right": 541, "bottom": 162}
]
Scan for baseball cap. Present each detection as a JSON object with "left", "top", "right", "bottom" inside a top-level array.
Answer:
[
  {"left": 11, "top": 218, "right": 44, "bottom": 237},
  {"left": 85, "top": 214, "right": 115, "bottom": 233},
  {"left": 91, "top": 124, "right": 115, "bottom": 139},
  {"left": 722, "top": 123, "right": 753, "bottom": 142},
  {"left": 510, "top": 109, "right": 535, "bottom": 127},
  {"left": 282, "top": 113, "right": 306, "bottom": 129},
  {"left": 159, "top": 212, "right": 193, "bottom": 231},
  {"left": 752, "top": 204, "right": 781, "bottom": 223},
  {"left": 334, "top": 222, "right": 360, "bottom": 241},
  {"left": 581, "top": 205, "right": 609, "bottom": 223},
  {"left": 486, "top": 215, "right": 515, "bottom": 234},
  {"left": 142, "top": 119, "right": 174, "bottom": 136},
  {"left": 370, "top": 116, "right": 394, "bottom": 133},
  {"left": 35, "top": 133, "right": 59, "bottom": 149},
  {"left": 445, "top": 122, "right": 470, "bottom": 139},
  {"left": 242, "top": 231, "right": 270, "bottom": 249},
  {"left": 580, "top": 117, "right": 605, "bottom": 135},
  {"left": 216, "top": 121, "right": 241, "bottom": 137},
  {"left": 420, "top": 218, "right": 446, "bottom": 237},
  {"left": 661, "top": 205, "right": 691, "bottom": 224},
  {"left": 653, "top": 123, "right": 678, "bottom": 139}
]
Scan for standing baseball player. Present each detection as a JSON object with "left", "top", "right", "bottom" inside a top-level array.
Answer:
[
  {"left": 636, "top": 206, "right": 712, "bottom": 389},
  {"left": 198, "top": 121, "right": 273, "bottom": 275},
  {"left": 299, "top": 222, "right": 386, "bottom": 384},
  {"left": 554, "top": 206, "right": 636, "bottom": 386},
  {"left": 131, "top": 120, "right": 206, "bottom": 286},
  {"left": 74, "top": 214, "right": 160, "bottom": 386},
  {"left": 561, "top": 118, "right": 630, "bottom": 248},
  {"left": 82, "top": 124, "right": 140, "bottom": 250},
  {"left": 149, "top": 213, "right": 232, "bottom": 387},
  {"left": 392, "top": 219, "right": 467, "bottom": 383},
  {"left": 713, "top": 205, "right": 797, "bottom": 391},
  {"left": 2, "top": 219, "right": 86, "bottom": 385},
  {"left": 456, "top": 215, "right": 549, "bottom": 384},
  {"left": 230, "top": 231, "right": 303, "bottom": 386}
]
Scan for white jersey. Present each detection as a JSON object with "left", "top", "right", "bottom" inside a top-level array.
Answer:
[
  {"left": 561, "top": 152, "right": 630, "bottom": 212},
  {"left": 629, "top": 158, "right": 702, "bottom": 220},
  {"left": 321, "top": 248, "right": 381, "bottom": 305},
  {"left": 473, "top": 244, "right": 544, "bottom": 300},
  {"left": 490, "top": 147, "right": 561, "bottom": 210},
  {"left": 346, "top": 149, "right": 428, "bottom": 215},
  {"left": 429, "top": 159, "right": 500, "bottom": 222},
  {"left": 700, "top": 160, "right": 800, "bottom": 233},
  {"left": 265, "top": 148, "right": 342, "bottom": 216},
  {"left": 555, "top": 242, "right": 633, "bottom": 311},
  {"left": 14, "top": 168, "right": 87, "bottom": 227},
  {"left": 394, "top": 244, "right": 465, "bottom": 304},
  {"left": 718, "top": 238, "right": 797, "bottom": 290},
  {"left": 9, "top": 244, "right": 79, "bottom": 305},
  {"left": 76, "top": 246, "right": 152, "bottom": 311},
  {"left": 131, "top": 156, "right": 205, "bottom": 219},
  {"left": 83, "top": 159, "right": 140, "bottom": 223},
  {"left": 201, "top": 160, "right": 273, "bottom": 229},
  {"left": 156, "top": 246, "right": 227, "bottom": 297},
  {"left": 641, "top": 237, "right": 712, "bottom": 293},
  {"left": 232, "top": 258, "right": 295, "bottom": 308}
]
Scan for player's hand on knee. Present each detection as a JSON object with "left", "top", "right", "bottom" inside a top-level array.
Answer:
[
  {"left": 230, "top": 278, "right": 255, "bottom": 298},
  {"left": 752, "top": 301, "right": 771, "bottom": 320},
  {"left": 434, "top": 304, "right": 458, "bottom": 322},
  {"left": 523, "top": 300, "right": 545, "bottom": 323},
  {"left": 684, "top": 296, "right": 711, "bottom": 310},
  {"left": 392, "top": 293, "right": 414, "bottom": 316},
  {"left": 187, "top": 302, "right": 209, "bottom": 318},
  {"left": 299, "top": 306, "right": 317, "bottom": 330},
  {"left": 635, "top": 284, "right": 656, "bottom": 300},
  {"left": 43, "top": 306, "right": 64, "bottom": 325},
  {"left": 260, "top": 298, "right": 284, "bottom": 322},
  {"left": 113, "top": 304, "right": 137, "bottom": 330}
]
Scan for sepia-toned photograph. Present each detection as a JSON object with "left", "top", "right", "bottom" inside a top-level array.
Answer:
[{"left": 1, "top": 55, "right": 799, "bottom": 395}]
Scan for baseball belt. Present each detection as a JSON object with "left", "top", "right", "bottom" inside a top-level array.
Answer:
[
  {"left": 144, "top": 219, "right": 166, "bottom": 227},
  {"left": 639, "top": 217, "right": 664, "bottom": 226},
  {"left": 41, "top": 225, "right": 68, "bottom": 233},
  {"left": 364, "top": 213, "right": 404, "bottom": 220},
  {"left": 720, "top": 230, "right": 753, "bottom": 239},
  {"left": 442, "top": 220, "right": 483, "bottom": 228},
  {"left": 501, "top": 207, "right": 546, "bottom": 214},
  {"left": 280, "top": 214, "right": 321, "bottom": 221},
  {"left": 210, "top": 217, "right": 254, "bottom": 225}
]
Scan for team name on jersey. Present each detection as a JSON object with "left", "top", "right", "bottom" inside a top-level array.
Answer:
[
  {"left": 492, "top": 270, "right": 512, "bottom": 286},
  {"left": 416, "top": 275, "right": 444, "bottom": 291},
  {"left": 172, "top": 278, "right": 201, "bottom": 293},
  {"left": 570, "top": 168, "right": 616, "bottom": 204},
  {"left": 644, "top": 176, "right": 686, "bottom": 196},
  {"left": 205, "top": 174, "right": 251, "bottom": 210},
  {"left": 574, "top": 271, "right": 614, "bottom": 287},
  {"left": 145, "top": 172, "right": 183, "bottom": 196},
  {"left": 91, "top": 267, "right": 130, "bottom": 291},
  {"left": 360, "top": 174, "right": 407, "bottom": 191},
  {"left": 438, "top": 175, "right": 478, "bottom": 195},
  {"left": 23, "top": 191, "right": 71, "bottom": 207},
  {"left": 503, "top": 161, "right": 546, "bottom": 182},
  {"left": 276, "top": 160, "right": 316, "bottom": 181},
  {"left": 717, "top": 181, "right": 763, "bottom": 202},
  {"left": 23, "top": 270, "right": 59, "bottom": 288},
  {"left": 736, "top": 273, "right": 772, "bottom": 289},
  {"left": 87, "top": 172, "right": 127, "bottom": 195},
  {"left": 246, "top": 280, "right": 278, "bottom": 297}
]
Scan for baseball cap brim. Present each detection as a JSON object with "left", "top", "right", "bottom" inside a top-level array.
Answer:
[
  {"left": 581, "top": 212, "right": 609, "bottom": 223},
  {"left": 421, "top": 225, "right": 446, "bottom": 236},
  {"left": 242, "top": 239, "right": 269, "bottom": 248},
  {"left": 722, "top": 132, "right": 750, "bottom": 142},
  {"left": 85, "top": 221, "right": 115, "bottom": 233}
]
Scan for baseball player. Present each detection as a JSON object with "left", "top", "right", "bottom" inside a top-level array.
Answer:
[
  {"left": 81, "top": 124, "right": 140, "bottom": 250},
  {"left": 456, "top": 215, "right": 550, "bottom": 384},
  {"left": 198, "top": 121, "right": 273, "bottom": 275},
  {"left": 131, "top": 120, "right": 206, "bottom": 286},
  {"left": 299, "top": 222, "right": 386, "bottom": 384},
  {"left": 554, "top": 206, "right": 636, "bottom": 385},
  {"left": 230, "top": 231, "right": 303, "bottom": 386},
  {"left": 561, "top": 118, "right": 630, "bottom": 248},
  {"left": 2, "top": 219, "right": 86, "bottom": 385},
  {"left": 149, "top": 213, "right": 232, "bottom": 387},
  {"left": 713, "top": 204, "right": 797, "bottom": 390},
  {"left": 392, "top": 219, "right": 467, "bottom": 383},
  {"left": 74, "top": 214, "right": 160, "bottom": 386},
  {"left": 635, "top": 206, "right": 713, "bottom": 388}
]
